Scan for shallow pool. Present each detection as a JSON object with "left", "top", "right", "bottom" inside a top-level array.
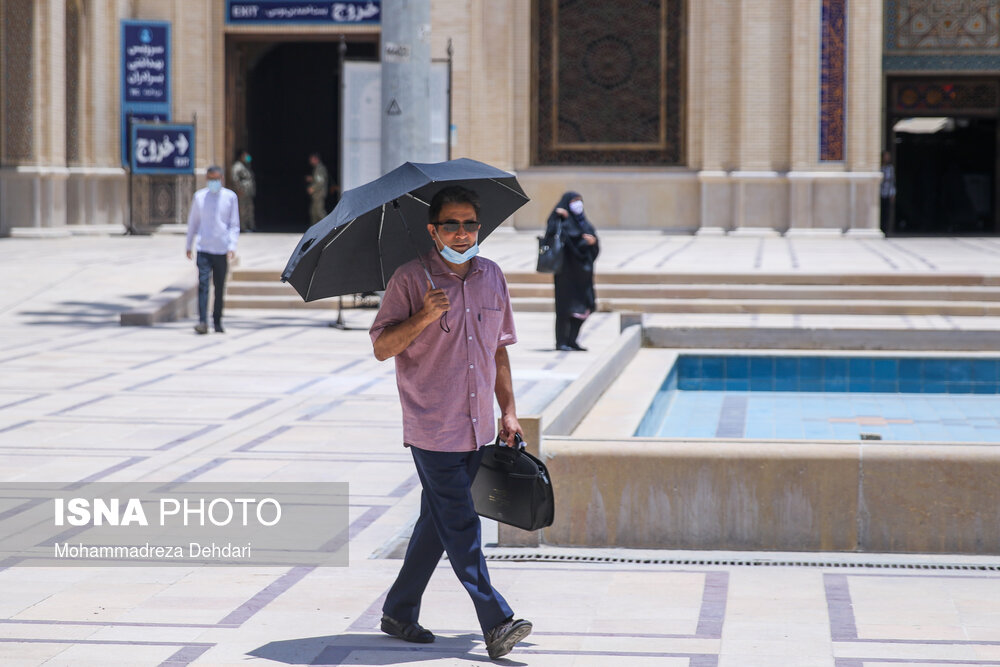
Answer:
[{"left": 635, "top": 355, "right": 1000, "bottom": 442}]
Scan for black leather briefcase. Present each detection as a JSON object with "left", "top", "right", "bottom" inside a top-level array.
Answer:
[{"left": 472, "top": 434, "right": 554, "bottom": 531}]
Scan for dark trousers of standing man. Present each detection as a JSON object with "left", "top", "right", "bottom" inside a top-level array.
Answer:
[
  {"left": 880, "top": 197, "right": 893, "bottom": 230},
  {"left": 383, "top": 446, "right": 513, "bottom": 635},
  {"left": 196, "top": 251, "right": 228, "bottom": 327}
]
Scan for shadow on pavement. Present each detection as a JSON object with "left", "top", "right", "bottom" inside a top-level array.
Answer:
[
  {"left": 19, "top": 300, "right": 136, "bottom": 327},
  {"left": 249, "top": 633, "right": 530, "bottom": 665}
]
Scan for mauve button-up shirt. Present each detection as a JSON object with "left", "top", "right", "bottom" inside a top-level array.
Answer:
[{"left": 370, "top": 251, "right": 517, "bottom": 452}]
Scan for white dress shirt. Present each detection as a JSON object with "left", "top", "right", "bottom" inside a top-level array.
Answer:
[{"left": 185, "top": 186, "right": 240, "bottom": 255}]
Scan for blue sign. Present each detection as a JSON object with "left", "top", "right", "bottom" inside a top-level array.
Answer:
[
  {"left": 121, "top": 21, "right": 170, "bottom": 104},
  {"left": 121, "top": 111, "right": 170, "bottom": 170},
  {"left": 226, "top": 1, "right": 380, "bottom": 24},
  {"left": 121, "top": 20, "right": 171, "bottom": 167},
  {"left": 130, "top": 123, "right": 195, "bottom": 174}
]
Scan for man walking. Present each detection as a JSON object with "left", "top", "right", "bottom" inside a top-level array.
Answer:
[
  {"left": 369, "top": 186, "right": 533, "bottom": 660},
  {"left": 306, "top": 152, "right": 329, "bottom": 226},
  {"left": 185, "top": 165, "right": 239, "bottom": 334}
]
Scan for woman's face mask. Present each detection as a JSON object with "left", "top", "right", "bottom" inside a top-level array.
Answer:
[{"left": 569, "top": 199, "right": 584, "bottom": 216}]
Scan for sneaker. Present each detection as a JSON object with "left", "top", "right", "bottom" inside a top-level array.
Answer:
[
  {"left": 485, "top": 617, "right": 532, "bottom": 660},
  {"left": 194, "top": 323, "right": 208, "bottom": 335}
]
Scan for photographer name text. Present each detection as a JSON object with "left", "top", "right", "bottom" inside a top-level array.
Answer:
[{"left": 54, "top": 541, "right": 253, "bottom": 560}]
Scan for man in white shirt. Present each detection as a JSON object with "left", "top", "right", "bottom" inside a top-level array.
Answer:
[{"left": 185, "top": 166, "right": 240, "bottom": 334}]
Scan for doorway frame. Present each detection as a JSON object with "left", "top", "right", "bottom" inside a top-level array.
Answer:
[
  {"left": 223, "top": 32, "right": 380, "bottom": 200},
  {"left": 883, "top": 74, "right": 1000, "bottom": 236}
]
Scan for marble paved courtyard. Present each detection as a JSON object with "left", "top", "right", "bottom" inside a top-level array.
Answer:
[{"left": 1, "top": 232, "right": 999, "bottom": 666}]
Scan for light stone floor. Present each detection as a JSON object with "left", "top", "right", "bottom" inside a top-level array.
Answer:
[{"left": 0, "top": 232, "right": 999, "bottom": 666}]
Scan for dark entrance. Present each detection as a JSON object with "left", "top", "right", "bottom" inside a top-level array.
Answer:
[
  {"left": 226, "top": 37, "right": 377, "bottom": 233},
  {"left": 885, "top": 77, "right": 1000, "bottom": 235}
]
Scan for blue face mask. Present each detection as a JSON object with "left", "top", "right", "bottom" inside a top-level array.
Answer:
[
  {"left": 207, "top": 180, "right": 222, "bottom": 194},
  {"left": 439, "top": 242, "right": 479, "bottom": 264},
  {"left": 435, "top": 229, "right": 479, "bottom": 264}
]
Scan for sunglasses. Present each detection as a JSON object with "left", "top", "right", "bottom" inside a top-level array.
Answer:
[{"left": 433, "top": 219, "right": 481, "bottom": 233}]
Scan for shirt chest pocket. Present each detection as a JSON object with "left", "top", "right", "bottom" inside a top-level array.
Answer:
[
  {"left": 478, "top": 307, "right": 503, "bottom": 344},
  {"left": 221, "top": 197, "right": 235, "bottom": 222}
]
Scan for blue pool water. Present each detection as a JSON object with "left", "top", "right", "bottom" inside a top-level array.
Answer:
[{"left": 635, "top": 355, "right": 1000, "bottom": 442}]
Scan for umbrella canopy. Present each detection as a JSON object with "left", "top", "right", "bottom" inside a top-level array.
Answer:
[{"left": 281, "top": 158, "right": 529, "bottom": 302}]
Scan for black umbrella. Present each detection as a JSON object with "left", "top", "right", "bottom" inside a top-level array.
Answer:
[{"left": 281, "top": 158, "right": 529, "bottom": 302}]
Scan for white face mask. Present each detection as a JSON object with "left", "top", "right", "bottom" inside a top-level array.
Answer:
[
  {"left": 207, "top": 180, "right": 222, "bottom": 194},
  {"left": 569, "top": 200, "right": 584, "bottom": 216}
]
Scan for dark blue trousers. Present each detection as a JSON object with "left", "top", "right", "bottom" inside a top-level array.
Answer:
[
  {"left": 383, "top": 446, "right": 513, "bottom": 635},
  {"left": 196, "top": 251, "right": 227, "bottom": 326}
]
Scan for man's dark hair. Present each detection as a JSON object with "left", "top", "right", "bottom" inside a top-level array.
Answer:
[{"left": 429, "top": 185, "right": 481, "bottom": 222}]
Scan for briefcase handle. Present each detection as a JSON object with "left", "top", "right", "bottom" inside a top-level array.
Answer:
[{"left": 491, "top": 432, "right": 526, "bottom": 463}]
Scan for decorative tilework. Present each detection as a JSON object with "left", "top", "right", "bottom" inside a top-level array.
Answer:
[
  {"left": 888, "top": 78, "right": 999, "bottom": 113},
  {"left": 893, "top": 0, "right": 1000, "bottom": 51},
  {"left": 885, "top": 0, "right": 1000, "bottom": 71},
  {"left": 820, "top": 0, "right": 847, "bottom": 162},
  {"left": 535, "top": 0, "right": 685, "bottom": 165}
]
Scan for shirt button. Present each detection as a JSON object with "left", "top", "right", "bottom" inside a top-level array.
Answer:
[
  {"left": 468, "top": 336, "right": 472, "bottom": 340},
  {"left": 466, "top": 308, "right": 470, "bottom": 312},
  {"left": 472, "top": 418, "right": 477, "bottom": 423},
  {"left": 471, "top": 393, "right": 475, "bottom": 397},
  {"left": 469, "top": 364, "right": 474, "bottom": 369}
]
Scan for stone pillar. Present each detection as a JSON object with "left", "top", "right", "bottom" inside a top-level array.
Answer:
[
  {"left": 381, "top": 0, "right": 433, "bottom": 172},
  {"left": 730, "top": 0, "right": 791, "bottom": 234},
  {"left": 693, "top": 0, "right": 738, "bottom": 233},
  {"left": 88, "top": 0, "right": 128, "bottom": 230},
  {"left": 785, "top": 0, "right": 884, "bottom": 237},
  {"left": 844, "top": 0, "right": 883, "bottom": 236},
  {"left": 787, "top": 0, "right": 822, "bottom": 233},
  {"left": 17, "top": 0, "right": 72, "bottom": 235}
]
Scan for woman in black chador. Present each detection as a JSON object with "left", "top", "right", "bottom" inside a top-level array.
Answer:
[{"left": 545, "top": 191, "right": 600, "bottom": 351}]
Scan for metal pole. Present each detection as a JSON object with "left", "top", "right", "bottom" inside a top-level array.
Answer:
[
  {"left": 446, "top": 38, "right": 453, "bottom": 161},
  {"left": 329, "top": 36, "right": 349, "bottom": 330},
  {"left": 380, "top": 0, "right": 433, "bottom": 172},
  {"left": 125, "top": 113, "right": 135, "bottom": 235}
]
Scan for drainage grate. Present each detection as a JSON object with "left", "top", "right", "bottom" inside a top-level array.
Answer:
[{"left": 484, "top": 552, "right": 1000, "bottom": 572}]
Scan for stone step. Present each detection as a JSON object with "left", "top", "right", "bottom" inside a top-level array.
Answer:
[
  {"left": 639, "top": 313, "right": 1000, "bottom": 351},
  {"left": 229, "top": 278, "right": 1000, "bottom": 302},
  {"left": 232, "top": 267, "right": 1000, "bottom": 287},
  {"left": 503, "top": 271, "right": 1000, "bottom": 287},
  {"left": 506, "top": 283, "right": 1000, "bottom": 301},
  {"left": 510, "top": 297, "right": 1000, "bottom": 316},
  {"left": 228, "top": 281, "right": 302, "bottom": 297},
  {"left": 226, "top": 291, "right": 1000, "bottom": 315},
  {"left": 225, "top": 295, "right": 376, "bottom": 310}
]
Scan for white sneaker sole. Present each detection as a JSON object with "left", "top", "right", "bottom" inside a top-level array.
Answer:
[{"left": 487, "top": 622, "right": 532, "bottom": 660}]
